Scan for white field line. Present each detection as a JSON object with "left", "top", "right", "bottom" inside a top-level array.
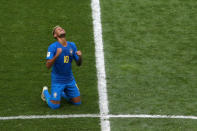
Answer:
[
  {"left": 91, "top": 0, "right": 110, "bottom": 131},
  {"left": 108, "top": 114, "right": 197, "bottom": 119},
  {"left": 0, "top": 114, "right": 99, "bottom": 120},
  {"left": 2, "top": 114, "right": 197, "bottom": 120}
]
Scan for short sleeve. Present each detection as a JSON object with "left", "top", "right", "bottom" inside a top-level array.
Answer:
[
  {"left": 72, "top": 42, "right": 79, "bottom": 61},
  {"left": 46, "top": 45, "right": 56, "bottom": 60}
]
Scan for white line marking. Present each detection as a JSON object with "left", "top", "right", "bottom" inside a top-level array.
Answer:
[
  {"left": 0, "top": 114, "right": 99, "bottom": 120},
  {"left": 2, "top": 114, "right": 197, "bottom": 120},
  {"left": 108, "top": 114, "right": 197, "bottom": 119},
  {"left": 91, "top": 0, "right": 110, "bottom": 131}
]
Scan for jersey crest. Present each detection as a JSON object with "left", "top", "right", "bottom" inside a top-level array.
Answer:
[
  {"left": 47, "top": 52, "right": 50, "bottom": 57},
  {"left": 70, "top": 49, "right": 73, "bottom": 56},
  {"left": 53, "top": 92, "right": 57, "bottom": 98}
]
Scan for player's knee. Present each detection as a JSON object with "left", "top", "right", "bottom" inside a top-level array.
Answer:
[
  {"left": 70, "top": 96, "right": 81, "bottom": 106},
  {"left": 48, "top": 100, "right": 60, "bottom": 109}
]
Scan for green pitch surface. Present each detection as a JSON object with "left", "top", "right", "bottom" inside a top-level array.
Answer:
[
  {"left": 101, "top": 0, "right": 197, "bottom": 115},
  {"left": 111, "top": 118, "right": 197, "bottom": 131},
  {"left": 1, "top": 0, "right": 197, "bottom": 130},
  {"left": 0, "top": 118, "right": 100, "bottom": 131},
  {"left": 0, "top": 0, "right": 98, "bottom": 115}
]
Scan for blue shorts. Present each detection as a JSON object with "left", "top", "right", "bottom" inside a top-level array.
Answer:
[{"left": 51, "top": 80, "right": 80, "bottom": 101}]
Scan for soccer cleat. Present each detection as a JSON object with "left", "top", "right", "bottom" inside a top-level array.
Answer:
[{"left": 41, "top": 86, "right": 48, "bottom": 102}]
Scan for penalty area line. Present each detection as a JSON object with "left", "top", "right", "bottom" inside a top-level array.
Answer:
[{"left": 1, "top": 114, "right": 197, "bottom": 120}]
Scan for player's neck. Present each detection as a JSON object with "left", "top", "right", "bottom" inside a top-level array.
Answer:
[{"left": 58, "top": 37, "right": 67, "bottom": 47}]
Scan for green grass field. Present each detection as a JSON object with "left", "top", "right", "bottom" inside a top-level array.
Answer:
[
  {"left": 0, "top": 0, "right": 197, "bottom": 130},
  {"left": 110, "top": 118, "right": 197, "bottom": 131},
  {"left": 101, "top": 0, "right": 197, "bottom": 115},
  {"left": 0, "top": 0, "right": 99, "bottom": 129},
  {"left": 0, "top": 0, "right": 98, "bottom": 116},
  {"left": 0, "top": 118, "right": 100, "bottom": 131}
]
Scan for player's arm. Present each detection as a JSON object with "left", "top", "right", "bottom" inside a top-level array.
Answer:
[
  {"left": 72, "top": 42, "right": 82, "bottom": 66},
  {"left": 46, "top": 48, "right": 62, "bottom": 69},
  {"left": 75, "top": 51, "right": 82, "bottom": 66}
]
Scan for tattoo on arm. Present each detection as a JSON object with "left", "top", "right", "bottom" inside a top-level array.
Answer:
[{"left": 76, "top": 56, "right": 82, "bottom": 66}]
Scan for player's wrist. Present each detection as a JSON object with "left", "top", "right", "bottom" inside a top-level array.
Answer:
[{"left": 55, "top": 53, "right": 60, "bottom": 57}]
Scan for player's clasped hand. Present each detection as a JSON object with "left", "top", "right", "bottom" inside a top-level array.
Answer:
[
  {"left": 76, "top": 51, "right": 82, "bottom": 56},
  {"left": 56, "top": 48, "right": 62, "bottom": 56}
]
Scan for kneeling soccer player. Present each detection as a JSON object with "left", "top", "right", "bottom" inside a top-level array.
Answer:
[{"left": 41, "top": 25, "right": 82, "bottom": 109}]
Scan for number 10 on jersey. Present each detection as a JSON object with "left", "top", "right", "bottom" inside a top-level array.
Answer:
[{"left": 64, "top": 56, "right": 69, "bottom": 63}]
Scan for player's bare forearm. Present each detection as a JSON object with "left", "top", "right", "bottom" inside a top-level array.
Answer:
[
  {"left": 76, "top": 56, "right": 82, "bottom": 66},
  {"left": 76, "top": 51, "right": 82, "bottom": 66},
  {"left": 46, "top": 56, "right": 58, "bottom": 69},
  {"left": 46, "top": 48, "right": 62, "bottom": 69}
]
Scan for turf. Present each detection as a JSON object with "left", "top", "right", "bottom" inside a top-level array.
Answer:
[
  {"left": 0, "top": 118, "right": 100, "bottom": 131},
  {"left": 0, "top": 0, "right": 99, "bottom": 116},
  {"left": 101, "top": 0, "right": 197, "bottom": 115},
  {"left": 111, "top": 118, "right": 197, "bottom": 131},
  {"left": 1, "top": 0, "right": 197, "bottom": 130}
]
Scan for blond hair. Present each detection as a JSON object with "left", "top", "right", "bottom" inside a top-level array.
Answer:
[{"left": 52, "top": 25, "right": 61, "bottom": 38}]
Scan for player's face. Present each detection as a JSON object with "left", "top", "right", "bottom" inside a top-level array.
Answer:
[{"left": 54, "top": 27, "right": 66, "bottom": 38}]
